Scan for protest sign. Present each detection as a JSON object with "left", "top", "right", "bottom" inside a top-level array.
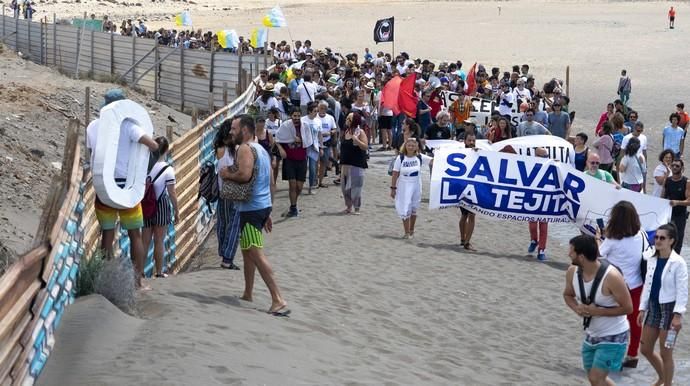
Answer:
[
  {"left": 72, "top": 18, "right": 104, "bottom": 32},
  {"left": 425, "top": 135, "right": 574, "bottom": 165},
  {"left": 429, "top": 147, "right": 671, "bottom": 232},
  {"left": 441, "top": 91, "right": 521, "bottom": 127}
]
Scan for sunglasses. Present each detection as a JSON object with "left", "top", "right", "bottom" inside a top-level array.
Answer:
[
  {"left": 654, "top": 235, "right": 668, "bottom": 241},
  {"left": 589, "top": 161, "right": 600, "bottom": 165}
]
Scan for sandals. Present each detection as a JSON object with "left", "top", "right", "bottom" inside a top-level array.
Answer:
[
  {"left": 464, "top": 243, "right": 477, "bottom": 252},
  {"left": 220, "top": 262, "right": 241, "bottom": 270},
  {"left": 155, "top": 273, "right": 169, "bottom": 278}
]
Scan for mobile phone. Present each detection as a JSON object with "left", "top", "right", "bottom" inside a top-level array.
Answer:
[{"left": 596, "top": 218, "right": 606, "bottom": 233}]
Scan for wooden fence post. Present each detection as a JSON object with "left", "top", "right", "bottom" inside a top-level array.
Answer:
[
  {"left": 254, "top": 53, "right": 259, "bottom": 76},
  {"left": 236, "top": 51, "right": 243, "bottom": 95},
  {"left": 84, "top": 87, "right": 90, "bottom": 130},
  {"left": 110, "top": 30, "right": 114, "bottom": 76},
  {"left": 52, "top": 14, "right": 56, "bottom": 66},
  {"left": 131, "top": 33, "right": 136, "bottom": 84},
  {"left": 1, "top": 7, "right": 4, "bottom": 46},
  {"left": 90, "top": 30, "right": 94, "bottom": 76},
  {"left": 15, "top": 11, "right": 18, "bottom": 53},
  {"left": 154, "top": 40, "right": 159, "bottom": 101},
  {"left": 209, "top": 48, "right": 215, "bottom": 93},
  {"left": 166, "top": 125, "right": 173, "bottom": 143},
  {"left": 191, "top": 107, "right": 198, "bottom": 128},
  {"left": 27, "top": 14, "right": 30, "bottom": 57},
  {"left": 566, "top": 65, "right": 570, "bottom": 97},
  {"left": 208, "top": 93, "right": 214, "bottom": 114},
  {"left": 223, "top": 82, "right": 228, "bottom": 106},
  {"left": 180, "top": 46, "right": 185, "bottom": 111},
  {"left": 40, "top": 17, "right": 44, "bottom": 65},
  {"left": 263, "top": 42, "right": 268, "bottom": 68}
]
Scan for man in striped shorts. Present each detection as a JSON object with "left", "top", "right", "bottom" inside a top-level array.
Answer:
[{"left": 220, "top": 114, "right": 289, "bottom": 316}]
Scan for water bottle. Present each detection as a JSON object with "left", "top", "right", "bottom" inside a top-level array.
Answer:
[{"left": 664, "top": 329, "right": 678, "bottom": 349}]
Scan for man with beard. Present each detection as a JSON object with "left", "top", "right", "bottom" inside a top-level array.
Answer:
[
  {"left": 563, "top": 235, "right": 632, "bottom": 386},
  {"left": 219, "top": 115, "right": 289, "bottom": 316},
  {"left": 275, "top": 108, "right": 315, "bottom": 217},
  {"left": 662, "top": 158, "right": 690, "bottom": 253}
]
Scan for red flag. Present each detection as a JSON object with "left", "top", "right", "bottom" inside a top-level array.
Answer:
[
  {"left": 398, "top": 72, "right": 418, "bottom": 118},
  {"left": 381, "top": 76, "right": 402, "bottom": 115},
  {"left": 465, "top": 62, "right": 478, "bottom": 96}
]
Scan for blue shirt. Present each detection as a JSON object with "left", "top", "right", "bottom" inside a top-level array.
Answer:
[
  {"left": 663, "top": 125, "right": 685, "bottom": 154},
  {"left": 236, "top": 143, "right": 272, "bottom": 212},
  {"left": 650, "top": 258, "right": 669, "bottom": 304}
]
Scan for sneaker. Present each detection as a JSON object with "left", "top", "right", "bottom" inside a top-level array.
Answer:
[
  {"left": 527, "top": 240, "right": 538, "bottom": 253},
  {"left": 286, "top": 207, "right": 298, "bottom": 218},
  {"left": 537, "top": 250, "right": 547, "bottom": 261}
]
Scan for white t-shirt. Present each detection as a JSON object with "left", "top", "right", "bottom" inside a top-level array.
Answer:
[
  {"left": 652, "top": 164, "right": 670, "bottom": 197},
  {"left": 498, "top": 92, "right": 515, "bottom": 116},
  {"left": 300, "top": 115, "right": 322, "bottom": 150},
  {"left": 86, "top": 118, "right": 146, "bottom": 179},
  {"left": 599, "top": 233, "right": 645, "bottom": 290},
  {"left": 393, "top": 154, "right": 433, "bottom": 182},
  {"left": 273, "top": 81, "right": 287, "bottom": 95},
  {"left": 266, "top": 118, "right": 281, "bottom": 136},
  {"left": 620, "top": 133, "right": 647, "bottom": 155},
  {"left": 148, "top": 161, "right": 176, "bottom": 199},
  {"left": 317, "top": 113, "right": 337, "bottom": 143},
  {"left": 619, "top": 155, "right": 645, "bottom": 185},
  {"left": 298, "top": 81, "right": 318, "bottom": 106},
  {"left": 254, "top": 96, "right": 280, "bottom": 112}
]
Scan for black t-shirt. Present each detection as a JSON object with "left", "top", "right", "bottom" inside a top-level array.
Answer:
[
  {"left": 424, "top": 124, "right": 451, "bottom": 140},
  {"left": 665, "top": 176, "right": 688, "bottom": 217}
]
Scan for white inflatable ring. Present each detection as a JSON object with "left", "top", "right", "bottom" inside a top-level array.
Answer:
[{"left": 92, "top": 100, "right": 154, "bottom": 209}]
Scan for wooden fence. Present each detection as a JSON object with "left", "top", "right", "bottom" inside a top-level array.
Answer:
[
  {"left": 0, "top": 12, "right": 270, "bottom": 112},
  {"left": 0, "top": 66, "right": 262, "bottom": 385}
]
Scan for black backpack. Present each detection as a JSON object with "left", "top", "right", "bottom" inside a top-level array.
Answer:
[
  {"left": 198, "top": 161, "right": 219, "bottom": 212},
  {"left": 577, "top": 260, "right": 610, "bottom": 330}
]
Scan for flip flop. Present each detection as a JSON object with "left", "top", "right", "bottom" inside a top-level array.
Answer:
[{"left": 269, "top": 305, "right": 291, "bottom": 317}]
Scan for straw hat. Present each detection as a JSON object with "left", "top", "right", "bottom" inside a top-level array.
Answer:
[
  {"left": 263, "top": 83, "right": 275, "bottom": 92},
  {"left": 364, "top": 81, "right": 375, "bottom": 90}
]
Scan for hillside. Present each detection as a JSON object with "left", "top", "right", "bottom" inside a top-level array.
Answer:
[{"left": 0, "top": 43, "right": 192, "bottom": 271}]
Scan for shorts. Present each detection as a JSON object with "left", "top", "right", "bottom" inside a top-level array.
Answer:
[
  {"left": 95, "top": 195, "right": 144, "bottom": 231},
  {"left": 282, "top": 158, "right": 308, "bottom": 182},
  {"left": 645, "top": 301, "right": 676, "bottom": 330},
  {"left": 239, "top": 207, "right": 272, "bottom": 250},
  {"left": 378, "top": 115, "right": 393, "bottom": 130},
  {"left": 320, "top": 146, "right": 332, "bottom": 163},
  {"left": 460, "top": 207, "right": 473, "bottom": 216},
  {"left": 581, "top": 330, "right": 628, "bottom": 373},
  {"left": 144, "top": 193, "right": 172, "bottom": 228}
]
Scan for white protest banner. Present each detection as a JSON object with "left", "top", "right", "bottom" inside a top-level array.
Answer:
[
  {"left": 426, "top": 136, "right": 574, "bottom": 165},
  {"left": 429, "top": 147, "right": 671, "bottom": 232},
  {"left": 490, "top": 135, "right": 575, "bottom": 166},
  {"left": 441, "top": 92, "right": 521, "bottom": 127}
]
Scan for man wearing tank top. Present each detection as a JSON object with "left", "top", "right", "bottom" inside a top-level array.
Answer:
[{"left": 563, "top": 235, "right": 633, "bottom": 386}]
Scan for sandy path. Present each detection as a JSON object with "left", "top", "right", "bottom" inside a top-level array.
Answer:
[{"left": 41, "top": 151, "right": 689, "bottom": 385}]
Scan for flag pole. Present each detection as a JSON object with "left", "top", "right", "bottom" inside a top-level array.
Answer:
[{"left": 392, "top": 39, "right": 395, "bottom": 60}]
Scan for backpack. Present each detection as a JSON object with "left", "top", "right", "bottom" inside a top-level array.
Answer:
[
  {"left": 198, "top": 161, "right": 219, "bottom": 212},
  {"left": 141, "top": 165, "right": 170, "bottom": 220},
  {"left": 576, "top": 260, "right": 610, "bottom": 330},
  {"left": 388, "top": 154, "right": 423, "bottom": 176},
  {"left": 609, "top": 134, "right": 621, "bottom": 159}
]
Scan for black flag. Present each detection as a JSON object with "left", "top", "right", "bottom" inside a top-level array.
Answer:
[{"left": 373, "top": 17, "right": 394, "bottom": 43}]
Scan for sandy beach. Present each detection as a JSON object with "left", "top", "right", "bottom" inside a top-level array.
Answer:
[{"left": 10, "top": 0, "right": 690, "bottom": 384}]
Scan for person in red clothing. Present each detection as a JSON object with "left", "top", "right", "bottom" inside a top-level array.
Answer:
[
  {"left": 595, "top": 103, "right": 614, "bottom": 136},
  {"left": 677, "top": 103, "right": 689, "bottom": 130},
  {"left": 669, "top": 6, "right": 676, "bottom": 29},
  {"left": 427, "top": 85, "right": 444, "bottom": 122}
]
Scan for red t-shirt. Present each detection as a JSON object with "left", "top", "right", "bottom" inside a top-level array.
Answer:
[{"left": 428, "top": 89, "right": 444, "bottom": 120}]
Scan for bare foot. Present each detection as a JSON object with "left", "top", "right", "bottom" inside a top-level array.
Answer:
[
  {"left": 652, "top": 380, "right": 663, "bottom": 386},
  {"left": 240, "top": 294, "right": 253, "bottom": 302}
]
